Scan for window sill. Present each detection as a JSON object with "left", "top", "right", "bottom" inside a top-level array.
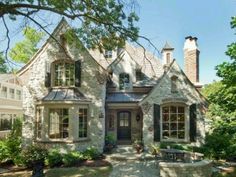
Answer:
[{"left": 35, "top": 138, "right": 90, "bottom": 143}]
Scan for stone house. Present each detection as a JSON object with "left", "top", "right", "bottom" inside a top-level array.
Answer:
[
  {"left": 17, "top": 19, "right": 207, "bottom": 152},
  {"left": 0, "top": 74, "right": 23, "bottom": 138}
]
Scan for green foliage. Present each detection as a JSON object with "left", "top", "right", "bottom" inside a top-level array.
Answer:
[
  {"left": 45, "top": 149, "right": 63, "bottom": 167},
  {"left": 82, "top": 147, "right": 100, "bottom": 160},
  {"left": 62, "top": 151, "right": 84, "bottom": 167},
  {"left": 21, "top": 144, "right": 48, "bottom": 168},
  {"left": 0, "top": 52, "right": 8, "bottom": 73},
  {"left": 2, "top": 0, "right": 139, "bottom": 55},
  {"left": 9, "top": 26, "right": 45, "bottom": 63},
  {"left": 105, "top": 133, "right": 116, "bottom": 145},
  {"left": 149, "top": 143, "right": 160, "bottom": 155},
  {"left": 0, "top": 118, "right": 22, "bottom": 164}
]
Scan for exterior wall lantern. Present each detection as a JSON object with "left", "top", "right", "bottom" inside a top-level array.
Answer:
[{"left": 136, "top": 114, "right": 141, "bottom": 122}]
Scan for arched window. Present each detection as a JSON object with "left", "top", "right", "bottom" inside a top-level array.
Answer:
[
  {"left": 162, "top": 105, "right": 185, "bottom": 140},
  {"left": 119, "top": 73, "right": 130, "bottom": 90}
]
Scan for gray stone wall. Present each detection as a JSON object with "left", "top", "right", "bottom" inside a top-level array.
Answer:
[
  {"left": 159, "top": 160, "right": 212, "bottom": 177},
  {"left": 141, "top": 61, "right": 206, "bottom": 147},
  {"left": 18, "top": 21, "right": 106, "bottom": 152}
]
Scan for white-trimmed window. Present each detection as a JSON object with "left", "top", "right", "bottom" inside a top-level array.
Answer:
[
  {"left": 119, "top": 73, "right": 130, "bottom": 90},
  {"left": 49, "top": 108, "right": 69, "bottom": 139},
  {"left": 16, "top": 90, "right": 22, "bottom": 100},
  {"left": 36, "top": 107, "right": 43, "bottom": 139},
  {"left": 1, "top": 86, "right": 7, "bottom": 98},
  {"left": 9, "top": 88, "right": 15, "bottom": 99},
  {"left": 78, "top": 108, "right": 87, "bottom": 138},
  {"left": 162, "top": 105, "right": 185, "bottom": 140},
  {"left": 54, "top": 62, "right": 75, "bottom": 86},
  {"left": 0, "top": 114, "right": 17, "bottom": 131}
]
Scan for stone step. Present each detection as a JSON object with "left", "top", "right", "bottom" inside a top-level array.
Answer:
[{"left": 106, "top": 145, "right": 157, "bottom": 161}]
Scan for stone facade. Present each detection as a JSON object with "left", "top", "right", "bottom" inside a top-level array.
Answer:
[
  {"left": 159, "top": 160, "right": 212, "bottom": 177},
  {"left": 17, "top": 19, "right": 206, "bottom": 152},
  {"left": 140, "top": 61, "right": 206, "bottom": 147},
  {"left": 17, "top": 19, "right": 106, "bottom": 152}
]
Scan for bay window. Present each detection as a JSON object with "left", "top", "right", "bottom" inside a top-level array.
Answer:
[
  {"left": 49, "top": 108, "right": 69, "bottom": 139},
  {"left": 78, "top": 108, "right": 87, "bottom": 138}
]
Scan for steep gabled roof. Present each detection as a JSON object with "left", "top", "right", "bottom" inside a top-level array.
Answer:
[
  {"left": 140, "top": 59, "right": 207, "bottom": 104},
  {"left": 17, "top": 18, "right": 106, "bottom": 77}
]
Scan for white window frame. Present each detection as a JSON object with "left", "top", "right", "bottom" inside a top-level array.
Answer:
[
  {"left": 1, "top": 86, "right": 7, "bottom": 98},
  {"left": 78, "top": 106, "right": 88, "bottom": 140},
  {"left": 53, "top": 61, "right": 75, "bottom": 87},
  {"left": 160, "top": 104, "right": 189, "bottom": 142},
  {"left": 48, "top": 108, "right": 70, "bottom": 140}
]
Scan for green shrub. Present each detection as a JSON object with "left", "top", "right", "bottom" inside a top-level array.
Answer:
[
  {"left": 105, "top": 133, "right": 116, "bottom": 145},
  {"left": 0, "top": 118, "right": 22, "bottom": 164},
  {"left": 21, "top": 144, "right": 48, "bottom": 168},
  {"left": 83, "top": 147, "right": 100, "bottom": 160},
  {"left": 159, "top": 142, "right": 192, "bottom": 151},
  {"left": 45, "top": 149, "right": 63, "bottom": 167},
  {"left": 203, "top": 132, "right": 232, "bottom": 159},
  {"left": 62, "top": 151, "right": 84, "bottom": 167}
]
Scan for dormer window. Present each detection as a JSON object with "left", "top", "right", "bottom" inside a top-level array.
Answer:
[
  {"left": 105, "top": 50, "right": 112, "bottom": 58},
  {"left": 136, "top": 69, "right": 143, "bottom": 81},
  {"left": 54, "top": 62, "right": 75, "bottom": 86},
  {"left": 119, "top": 73, "right": 130, "bottom": 90}
]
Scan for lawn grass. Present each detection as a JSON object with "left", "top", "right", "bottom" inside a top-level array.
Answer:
[{"left": 0, "top": 166, "right": 112, "bottom": 177}]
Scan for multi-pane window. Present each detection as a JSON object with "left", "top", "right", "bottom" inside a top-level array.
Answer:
[
  {"left": 16, "top": 90, "right": 22, "bottom": 100},
  {"left": 54, "top": 62, "right": 75, "bottom": 86},
  {"left": 162, "top": 106, "right": 185, "bottom": 140},
  {"left": 49, "top": 108, "right": 69, "bottom": 139},
  {"left": 1, "top": 86, "right": 7, "bottom": 98},
  {"left": 119, "top": 112, "right": 129, "bottom": 127},
  {"left": 119, "top": 73, "right": 130, "bottom": 90},
  {"left": 78, "top": 108, "right": 87, "bottom": 138},
  {"left": 104, "top": 50, "right": 112, "bottom": 58},
  {"left": 36, "top": 107, "right": 43, "bottom": 139},
  {"left": 9, "top": 88, "right": 15, "bottom": 99},
  {"left": 0, "top": 114, "right": 17, "bottom": 131}
]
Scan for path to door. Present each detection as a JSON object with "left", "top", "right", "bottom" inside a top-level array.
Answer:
[
  {"left": 106, "top": 145, "right": 160, "bottom": 177},
  {"left": 109, "top": 159, "right": 159, "bottom": 177}
]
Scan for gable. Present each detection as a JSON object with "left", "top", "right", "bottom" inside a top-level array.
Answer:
[{"left": 141, "top": 60, "right": 207, "bottom": 106}]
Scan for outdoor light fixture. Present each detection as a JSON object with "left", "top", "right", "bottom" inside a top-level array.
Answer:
[{"left": 136, "top": 114, "right": 141, "bottom": 122}]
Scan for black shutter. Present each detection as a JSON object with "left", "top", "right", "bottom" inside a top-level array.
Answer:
[
  {"left": 75, "top": 60, "right": 81, "bottom": 87},
  {"left": 45, "top": 72, "right": 51, "bottom": 87},
  {"left": 154, "top": 104, "right": 161, "bottom": 142},
  {"left": 190, "top": 104, "right": 197, "bottom": 142}
]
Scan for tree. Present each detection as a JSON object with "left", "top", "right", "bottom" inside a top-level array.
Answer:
[
  {"left": 0, "top": 52, "right": 8, "bottom": 73},
  {"left": 0, "top": 0, "right": 143, "bottom": 57},
  {"left": 201, "top": 17, "right": 236, "bottom": 160},
  {"left": 9, "top": 26, "right": 45, "bottom": 63}
]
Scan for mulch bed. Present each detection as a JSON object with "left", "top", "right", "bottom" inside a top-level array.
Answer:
[{"left": 0, "top": 158, "right": 111, "bottom": 174}]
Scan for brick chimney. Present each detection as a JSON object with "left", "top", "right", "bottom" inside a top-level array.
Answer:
[{"left": 184, "top": 36, "right": 200, "bottom": 86}]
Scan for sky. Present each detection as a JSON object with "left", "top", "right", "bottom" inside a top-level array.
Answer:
[
  {"left": 0, "top": 0, "right": 235, "bottom": 84},
  {"left": 136, "top": 0, "right": 236, "bottom": 84}
]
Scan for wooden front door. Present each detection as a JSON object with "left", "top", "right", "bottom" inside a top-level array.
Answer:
[{"left": 117, "top": 111, "right": 131, "bottom": 140}]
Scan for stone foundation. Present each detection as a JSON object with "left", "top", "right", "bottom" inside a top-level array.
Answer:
[{"left": 159, "top": 160, "right": 212, "bottom": 177}]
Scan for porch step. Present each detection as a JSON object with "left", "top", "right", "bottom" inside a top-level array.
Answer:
[{"left": 106, "top": 145, "right": 156, "bottom": 161}]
